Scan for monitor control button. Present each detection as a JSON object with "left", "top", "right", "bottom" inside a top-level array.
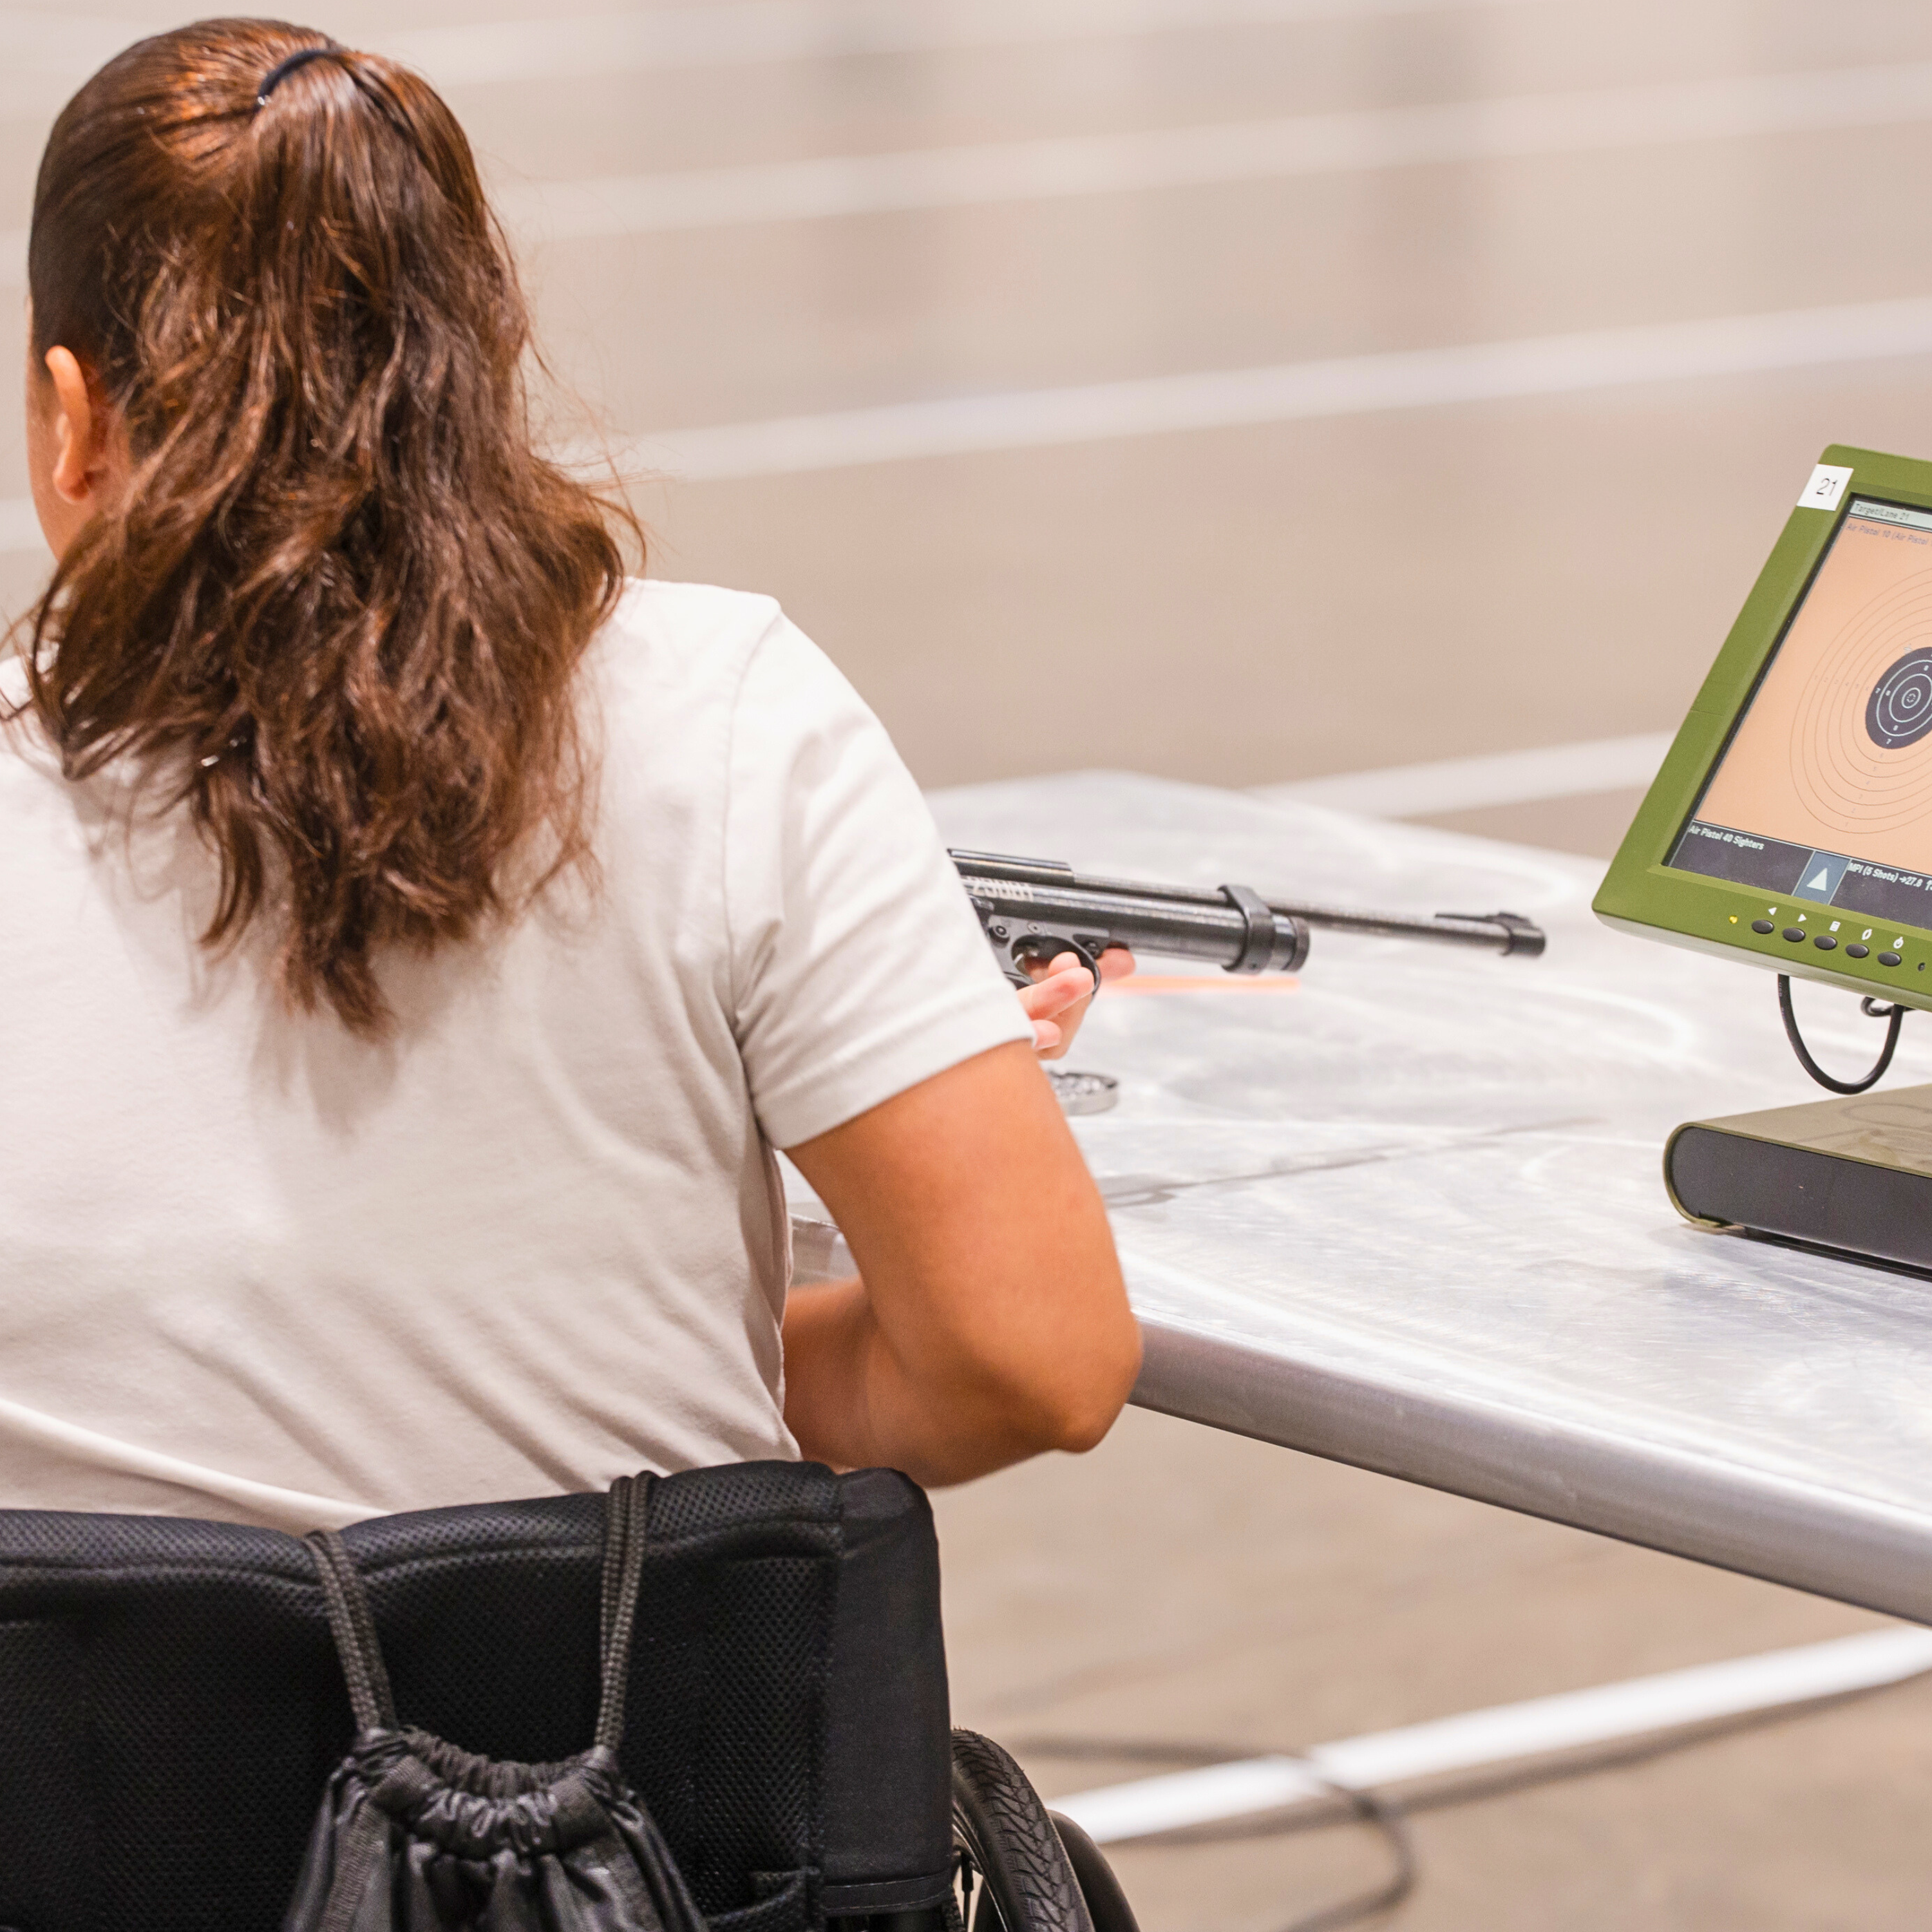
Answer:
[
  {"left": 1782, "top": 927, "right": 1806, "bottom": 942},
  {"left": 1881, "top": 951, "right": 1904, "bottom": 966},
  {"left": 1751, "top": 918, "right": 1775, "bottom": 934},
  {"left": 1847, "top": 943, "right": 1870, "bottom": 959},
  {"left": 1814, "top": 934, "right": 1839, "bottom": 950}
]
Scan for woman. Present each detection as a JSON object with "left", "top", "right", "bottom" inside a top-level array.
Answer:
[{"left": 0, "top": 20, "right": 1139, "bottom": 1531}]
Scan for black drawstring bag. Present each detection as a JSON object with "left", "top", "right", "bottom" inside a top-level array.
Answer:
[{"left": 283, "top": 1473, "right": 710, "bottom": 1932}]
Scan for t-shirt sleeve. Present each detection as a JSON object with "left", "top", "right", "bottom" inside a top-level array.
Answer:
[{"left": 723, "top": 614, "right": 1033, "bottom": 1149}]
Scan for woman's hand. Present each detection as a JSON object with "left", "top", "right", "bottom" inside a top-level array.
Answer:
[{"left": 1018, "top": 947, "right": 1135, "bottom": 1058}]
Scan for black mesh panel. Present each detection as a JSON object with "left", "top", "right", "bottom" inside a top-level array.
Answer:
[
  {"left": 0, "top": 1462, "right": 951, "bottom": 1932},
  {"left": 0, "top": 1621, "right": 95, "bottom": 1924}
]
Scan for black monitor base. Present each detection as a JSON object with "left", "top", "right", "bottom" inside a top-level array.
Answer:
[{"left": 1667, "top": 1085, "right": 1932, "bottom": 1274}]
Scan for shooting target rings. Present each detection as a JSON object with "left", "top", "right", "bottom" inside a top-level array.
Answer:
[{"left": 1787, "top": 564, "right": 1932, "bottom": 834}]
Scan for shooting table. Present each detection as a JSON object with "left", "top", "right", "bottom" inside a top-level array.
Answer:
[{"left": 789, "top": 772, "right": 1932, "bottom": 1624}]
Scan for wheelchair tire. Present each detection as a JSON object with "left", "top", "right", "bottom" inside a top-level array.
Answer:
[
  {"left": 951, "top": 1729, "right": 1097, "bottom": 1932},
  {"left": 1046, "top": 1812, "right": 1139, "bottom": 1932}
]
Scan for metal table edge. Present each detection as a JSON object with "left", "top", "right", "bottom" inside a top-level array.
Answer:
[{"left": 1131, "top": 1316, "right": 1932, "bottom": 1626}]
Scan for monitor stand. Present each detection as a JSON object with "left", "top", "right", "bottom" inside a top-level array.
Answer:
[{"left": 1667, "top": 1085, "right": 1932, "bottom": 1274}]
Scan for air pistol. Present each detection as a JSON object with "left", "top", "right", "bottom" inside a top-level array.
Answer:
[{"left": 952, "top": 849, "right": 1545, "bottom": 989}]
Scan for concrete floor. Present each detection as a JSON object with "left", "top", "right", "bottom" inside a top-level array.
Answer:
[
  {"left": 934, "top": 1407, "right": 1932, "bottom": 1931},
  {"left": 8, "top": 1, "right": 1932, "bottom": 1922}
]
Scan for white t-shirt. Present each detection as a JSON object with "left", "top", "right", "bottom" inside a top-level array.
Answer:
[{"left": 0, "top": 581, "right": 1030, "bottom": 1532}]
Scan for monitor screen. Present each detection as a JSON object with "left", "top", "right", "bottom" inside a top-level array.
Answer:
[{"left": 1669, "top": 496, "right": 1932, "bottom": 933}]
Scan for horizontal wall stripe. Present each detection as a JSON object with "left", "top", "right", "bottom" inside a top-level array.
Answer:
[
  {"left": 499, "top": 61, "right": 1932, "bottom": 240},
  {"left": 379, "top": 0, "right": 1551, "bottom": 88},
  {"left": 14, "top": 59, "right": 1907, "bottom": 252},
  {"left": 0, "top": 0, "right": 1550, "bottom": 114},
  {"left": 5, "top": 296, "right": 1927, "bottom": 554},
  {"left": 601, "top": 295, "right": 1932, "bottom": 482},
  {"left": 4, "top": 298, "right": 1927, "bottom": 554}
]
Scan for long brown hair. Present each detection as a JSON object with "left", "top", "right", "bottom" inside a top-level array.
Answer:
[{"left": 19, "top": 17, "right": 635, "bottom": 1036}]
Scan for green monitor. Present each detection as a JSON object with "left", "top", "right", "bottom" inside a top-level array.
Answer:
[{"left": 1596, "top": 443, "right": 1932, "bottom": 1012}]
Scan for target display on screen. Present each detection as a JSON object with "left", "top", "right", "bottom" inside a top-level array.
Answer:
[
  {"left": 1865, "top": 650, "right": 1932, "bottom": 750},
  {"left": 1671, "top": 498, "right": 1932, "bottom": 931}
]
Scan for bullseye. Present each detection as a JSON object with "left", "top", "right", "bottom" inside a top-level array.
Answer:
[{"left": 1866, "top": 649, "right": 1932, "bottom": 750}]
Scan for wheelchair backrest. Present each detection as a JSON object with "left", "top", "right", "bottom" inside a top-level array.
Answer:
[{"left": 0, "top": 1461, "right": 951, "bottom": 1932}]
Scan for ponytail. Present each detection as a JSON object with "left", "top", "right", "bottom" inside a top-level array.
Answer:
[{"left": 19, "top": 20, "right": 636, "bottom": 1036}]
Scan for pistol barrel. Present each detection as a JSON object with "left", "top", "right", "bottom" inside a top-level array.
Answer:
[{"left": 949, "top": 850, "right": 1545, "bottom": 962}]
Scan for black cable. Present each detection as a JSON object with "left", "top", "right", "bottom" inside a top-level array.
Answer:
[
  {"left": 1777, "top": 975, "right": 1905, "bottom": 1094},
  {"left": 1269, "top": 1779, "right": 1415, "bottom": 1932},
  {"left": 1019, "top": 1739, "right": 1412, "bottom": 1932}
]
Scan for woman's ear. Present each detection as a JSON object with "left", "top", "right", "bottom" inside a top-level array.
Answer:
[{"left": 44, "top": 347, "right": 103, "bottom": 507}]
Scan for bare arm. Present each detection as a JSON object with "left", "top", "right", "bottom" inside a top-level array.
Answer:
[{"left": 781, "top": 1037, "right": 1140, "bottom": 1486}]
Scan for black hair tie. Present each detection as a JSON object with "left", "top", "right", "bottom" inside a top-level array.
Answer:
[{"left": 256, "top": 45, "right": 339, "bottom": 108}]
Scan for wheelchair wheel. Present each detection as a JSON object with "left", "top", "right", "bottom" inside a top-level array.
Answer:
[
  {"left": 1046, "top": 1811, "right": 1140, "bottom": 1932},
  {"left": 952, "top": 1730, "right": 1139, "bottom": 1932}
]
